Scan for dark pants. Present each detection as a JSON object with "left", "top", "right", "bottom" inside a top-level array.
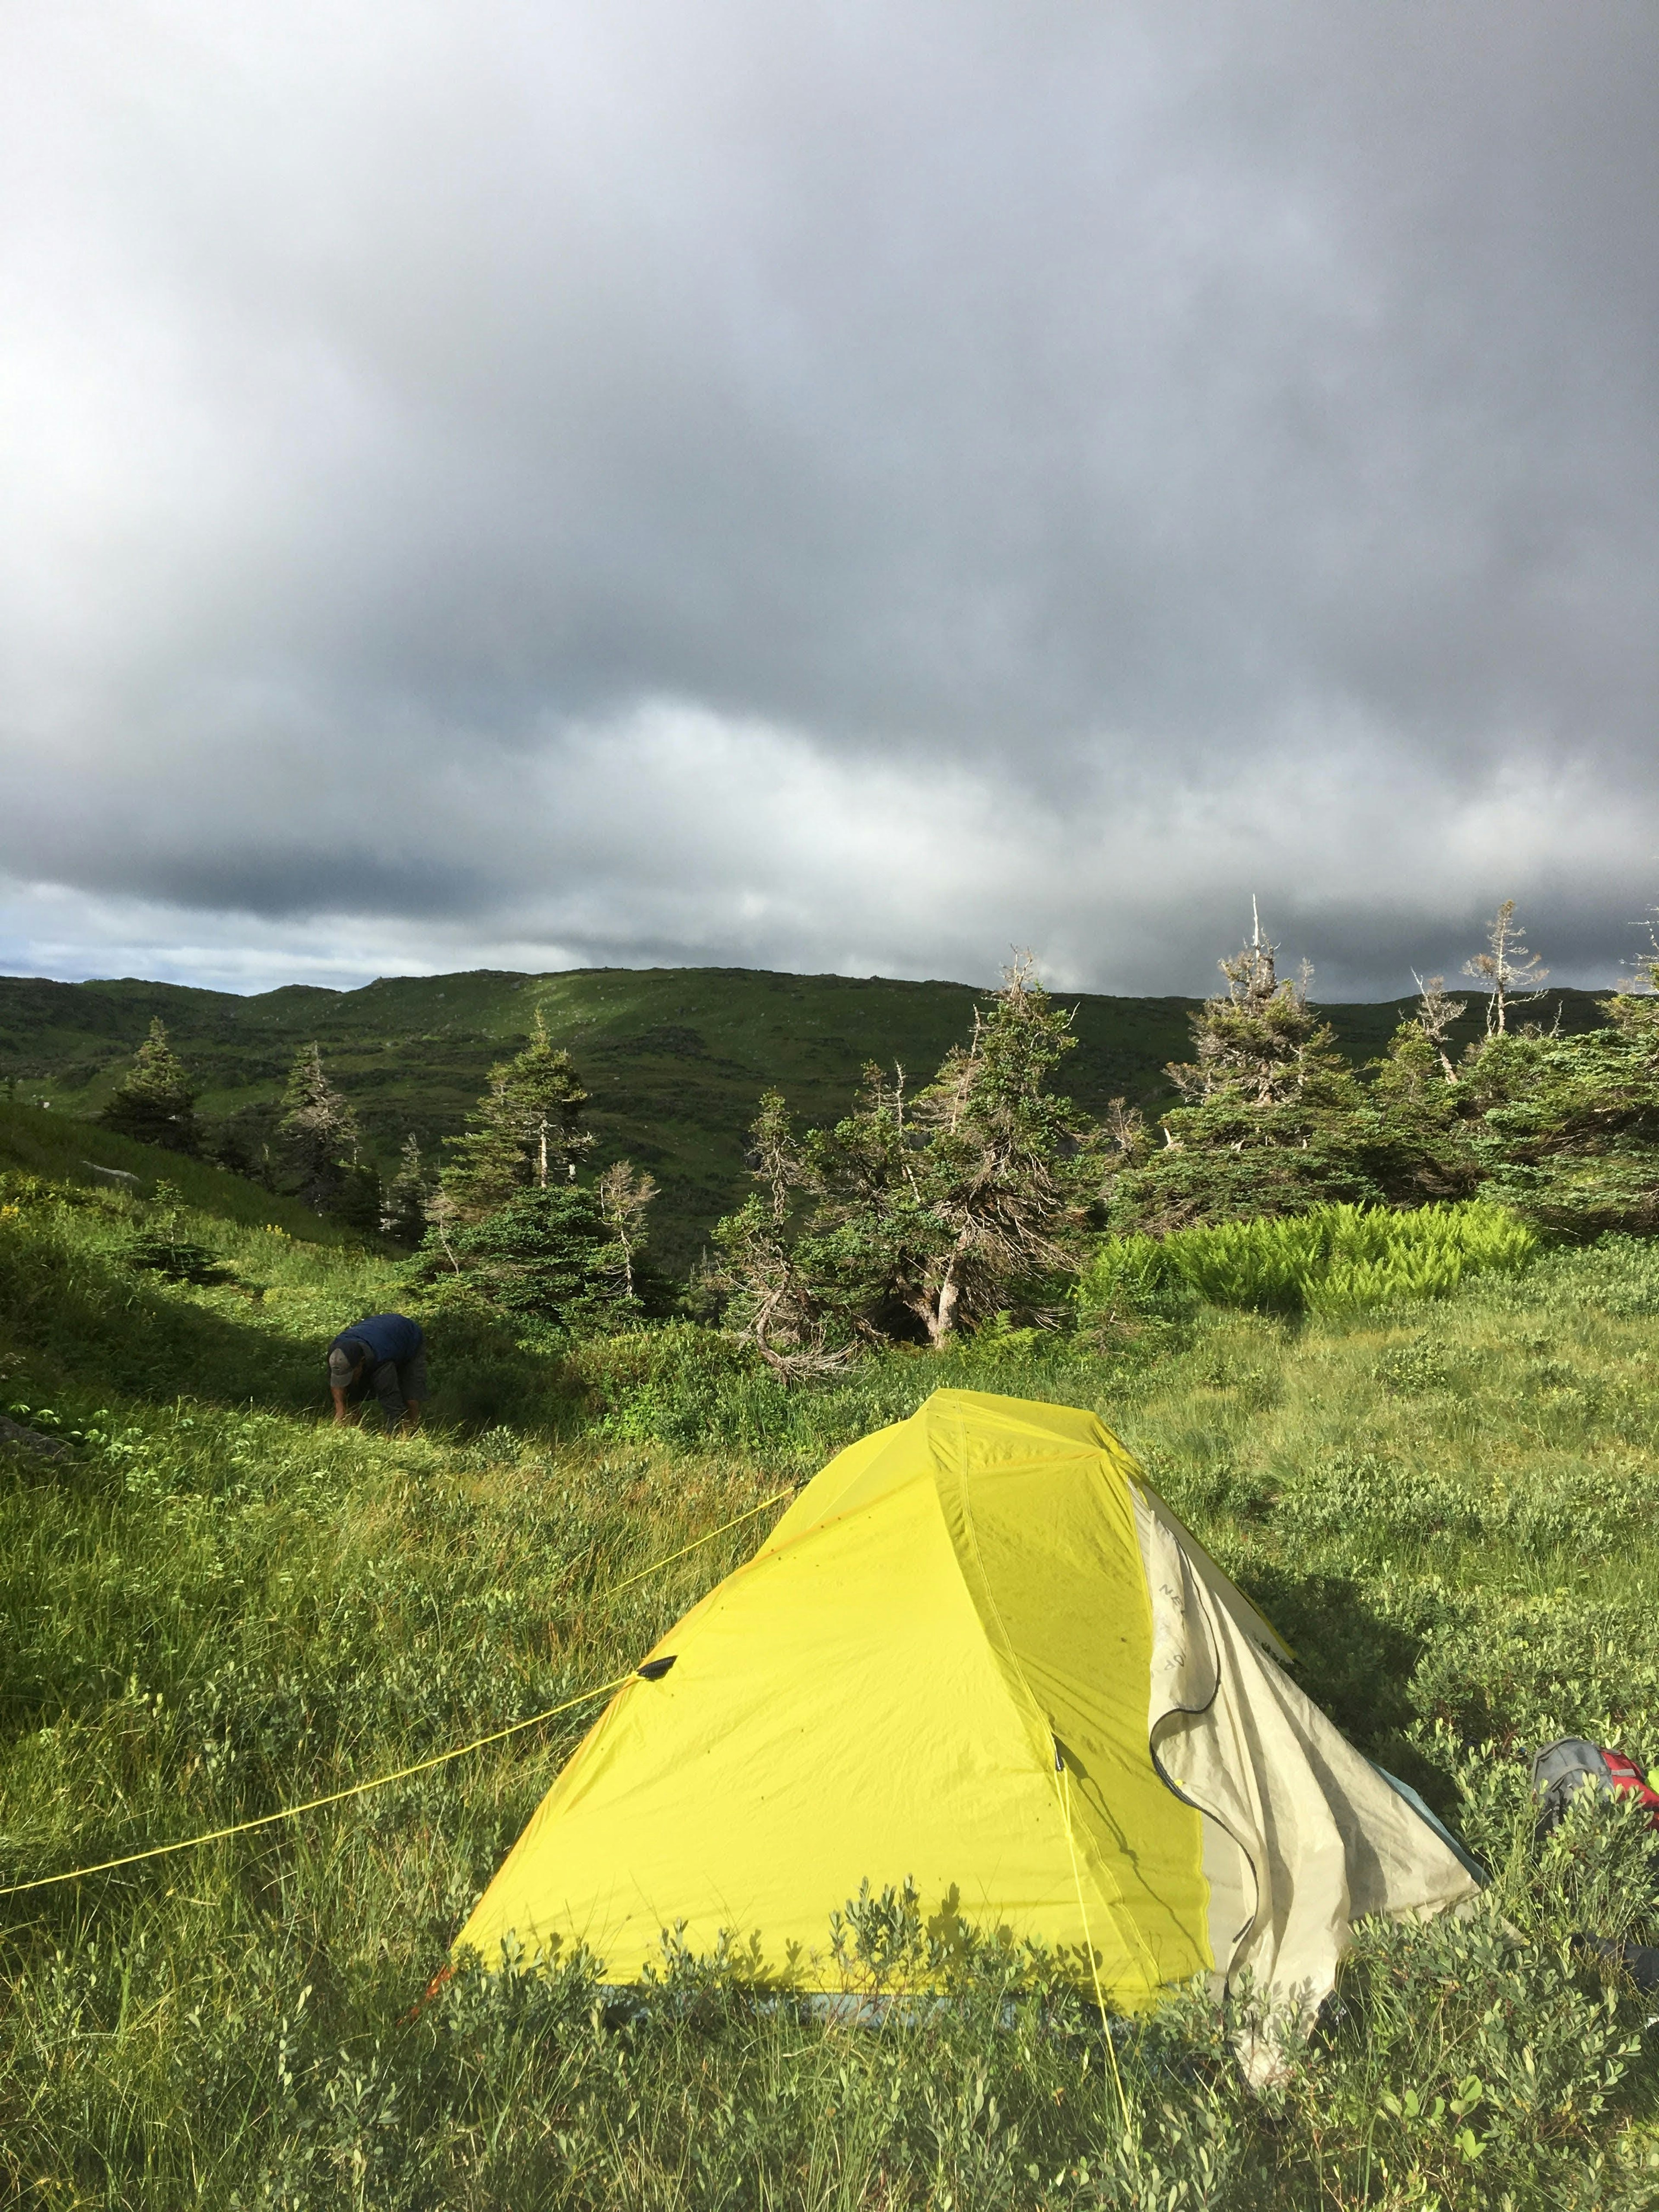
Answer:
[{"left": 349, "top": 1351, "right": 427, "bottom": 1426}]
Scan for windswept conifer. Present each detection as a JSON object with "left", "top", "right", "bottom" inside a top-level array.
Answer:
[
  {"left": 708, "top": 1092, "right": 842, "bottom": 1375},
  {"left": 1166, "top": 904, "right": 1339, "bottom": 1107},
  {"left": 711, "top": 958, "right": 1101, "bottom": 1361},
  {"left": 825, "top": 955, "right": 1100, "bottom": 1344},
  {"left": 1458, "top": 914, "right": 1659, "bottom": 1236},
  {"left": 1112, "top": 912, "right": 1381, "bottom": 1230}
]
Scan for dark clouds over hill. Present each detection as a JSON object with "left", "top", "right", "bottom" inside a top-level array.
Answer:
[{"left": 1, "top": 3, "right": 1655, "bottom": 995}]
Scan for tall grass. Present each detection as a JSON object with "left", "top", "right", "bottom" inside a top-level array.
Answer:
[
  {"left": 1078, "top": 1199, "right": 1538, "bottom": 1325},
  {"left": 4, "top": 1171, "right": 1659, "bottom": 2203}
]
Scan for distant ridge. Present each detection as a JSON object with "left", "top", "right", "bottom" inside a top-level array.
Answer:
[{"left": 0, "top": 966, "right": 1613, "bottom": 1274}]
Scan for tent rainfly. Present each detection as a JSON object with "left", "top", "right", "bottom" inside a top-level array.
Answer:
[{"left": 456, "top": 1389, "right": 1479, "bottom": 2053}]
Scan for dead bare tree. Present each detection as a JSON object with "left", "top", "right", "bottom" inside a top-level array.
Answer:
[
  {"left": 1104, "top": 1096, "right": 1146, "bottom": 1158},
  {"left": 596, "top": 1160, "right": 658, "bottom": 1302},
  {"left": 1411, "top": 974, "right": 1468, "bottom": 1081},
  {"left": 424, "top": 1184, "right": 464, "bottom": 1273},
  {"left": 1616, "top": 907, "right": 1659, "bottom": 997},
  {"left": 1462, "top": 900, "right": 1548, "bottom": 1036}
]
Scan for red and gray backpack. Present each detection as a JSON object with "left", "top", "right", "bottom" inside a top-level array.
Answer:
[{"left": 1532, "top": 1738, "right": 1659, "bottom": 1835}]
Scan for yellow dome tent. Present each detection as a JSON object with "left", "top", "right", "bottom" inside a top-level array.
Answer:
[{"left": 456, "top": 1390, "right": 1478, "bottom": 2028}]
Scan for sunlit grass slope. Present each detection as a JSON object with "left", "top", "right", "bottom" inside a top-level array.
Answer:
[
  {"left": 0, "top": 1096, "right": 356, "bottom": 1240},
  {"left": 4, "top": 1156, "right": 1659, "bottom": 2203}
]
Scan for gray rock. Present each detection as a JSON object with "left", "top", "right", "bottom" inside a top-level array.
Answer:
[
  {"left": 83, "top": 1162, "right": 142, "bottom": 1189},
  {"left": 0, "top": 1414, "right": 73, "bottom": 1461}
]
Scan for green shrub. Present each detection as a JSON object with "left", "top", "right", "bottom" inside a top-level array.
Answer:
[
  {"left": 417, "top": 1184, "right": 642, "bottom": 1337},
  {"left": 566, "top": 1322, "right": 779, "bottom": 1448},
  {"left": 124, "top": 1181, "right": 238, "bottom": 1286}
]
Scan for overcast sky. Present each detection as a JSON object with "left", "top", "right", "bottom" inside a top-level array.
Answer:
[{"left": 2, "top": 2, "right": 1655, "bottom": 1000}]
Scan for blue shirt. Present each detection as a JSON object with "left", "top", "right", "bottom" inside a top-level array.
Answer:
[{"left": 330, "top": 1313, "right": 423, "bottom": 1367}]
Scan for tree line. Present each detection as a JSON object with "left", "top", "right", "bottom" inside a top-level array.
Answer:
[
  {"left": 95, "top": 1014, "right": 662, "bottom": 1335},
  {"left": 1107, "top": 900, "right": 1659, "bottom": 1244},
  {"left": 90, "top": 901, "right": 1659, "bottom": 1364}
]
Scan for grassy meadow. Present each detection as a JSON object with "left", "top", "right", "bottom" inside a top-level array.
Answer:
[{"left": 5, "top": 1123, "right": 1659, "bottom": 2203}]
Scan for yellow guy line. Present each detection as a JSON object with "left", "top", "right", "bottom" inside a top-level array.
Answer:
[
  {"left": 0, "top": 1675, "right": 634, "bottom": 1901},
  {"left": 0, "top": 1485, "right": 791, "bottom": 1904},
  {"left": 1055, "top": 1758, "right": 1135, "bottom": 2149},
  {"left": 597, "top": 1488, "right": 789, "bottom": 1599}
]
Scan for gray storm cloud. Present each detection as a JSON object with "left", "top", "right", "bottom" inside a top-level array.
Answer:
[{"left": 0, "top": 0, "right": 1655, "bottom": 997}]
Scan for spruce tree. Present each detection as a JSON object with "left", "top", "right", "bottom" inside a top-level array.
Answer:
[
  {"left": 206, "top": 1108, "right": 273, "bottom": 1185},
  {"left": 385, "top": 1134, "right": 429, "bottom": 1244},
  {"left": 708, "top": 1092, "right": 842, "bottom": 1373},
  {"left": 437, "top": 1076, "right": 522, "bottom": 1220},
  {"left": 1110, "top": 914, "right": 1380, "bottom": 1230},
  {"left": 837, "top": 956, "right": 1100, "bottom": 1344},
  {"left": 1454, "top": 930, "right": 1659, "bottom": 1236},
  {"left": 1165, "top": 905, "right": 1339, "bottom": 1107},
  {"left": 1363, "top": 1023, "right": 1482, "bottom": 1204},
  {"left": 333, "top": 1160, "right": 385, "bottom": 1236},
  {"left": 125, "top": 1179, "right": 233, "bottom": 1284},
  {"left": 100, "top": 1019, "right": 199, "bottom": 1154},
  {"left": 439, "top": 1012, "right": 592, "bottom": 1220},
  {"left": 276, "top": 1043, "right": 361, "bottom": 1212},
  {"left": 426, "top": 1184, "right": 641, "bottom": 1334},
  {"left": 415, "top": 1020, "right": 623, "bottom": 1330}
]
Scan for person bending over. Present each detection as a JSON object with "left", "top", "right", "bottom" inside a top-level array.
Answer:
[{"left": 327, "top": 1311, "right": 426, "bottom": 1436}]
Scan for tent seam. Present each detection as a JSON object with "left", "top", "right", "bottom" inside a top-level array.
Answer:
[{"left": 938, "top": 1409, "right": 1163, "bottom": 1994}]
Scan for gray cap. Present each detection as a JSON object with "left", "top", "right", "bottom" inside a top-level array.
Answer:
[{"left": 328, "top": 1342, "right": 366, "bottom": 1387}]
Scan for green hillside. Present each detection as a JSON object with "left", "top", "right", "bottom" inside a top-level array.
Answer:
[{"left": 0, "top": 966, "right": 1614, "bottom": 1275}]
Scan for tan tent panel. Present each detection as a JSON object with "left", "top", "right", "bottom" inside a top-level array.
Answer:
[{"left": 457, "top": 1390, "right": 1478, "bottom": 2049}]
